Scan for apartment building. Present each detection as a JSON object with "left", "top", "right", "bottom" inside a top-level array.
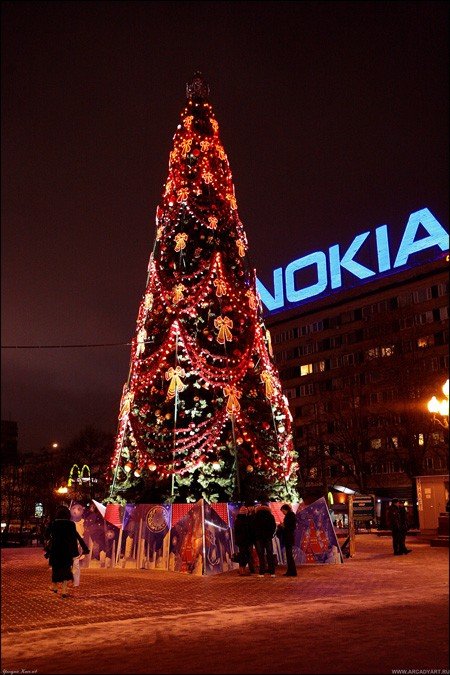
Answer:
[{"left": 266, "top": 255, "right": 448, "bottom": 517}]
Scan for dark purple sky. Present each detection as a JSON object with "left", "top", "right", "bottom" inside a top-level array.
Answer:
[{"left": 1, "top": 1, "right": 448, "bottom": 453}]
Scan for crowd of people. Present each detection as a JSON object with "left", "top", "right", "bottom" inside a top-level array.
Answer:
[{"left": 233, "top": 501, "right": 297, "bottom": 578}]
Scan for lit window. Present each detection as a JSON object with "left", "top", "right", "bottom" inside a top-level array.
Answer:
[
  {"left": 418, "top": 433, "right": 424, "bottom": 446},
  {"left": 371, "top": 438, "right": 382, "bottom": 449},
  {"left": 417, "top": 335, "right": 434, "bottom": 348},
  {"left": 300, "top": 364, "right": 313, "bottom": 376},
  {"left": 381, "top": 345, "right": 394, "bottom": 357},
  {"left": 367, "top": 347, "right": 380, "bottom": 358}
]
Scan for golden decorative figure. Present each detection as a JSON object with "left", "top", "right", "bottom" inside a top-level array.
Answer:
[
  {"left": 172, "top": 283, "right": 186, "bottom": 304},
  {"left": 183, "top": 116, "right": 193, "bottom": 129},
  {"left": 226, "top": 194, "right": 237, "bottom": 210},
  {"left": 213, "top": 278, "right": 227, "bottom": 297},
  {"left": 236, "top": 239, "right": 246, "bottom": 257},
  {"left": 165, "top": 366, "right": 187, "bottom": 399},
  {"left": 208, "top": 216, "right": 218, "bottom": 229},
  {"left": 119, "top": 389, "right": 134, "bottom": 420},
  {"left": 174, "top": 232, "right": 188, "bottom": 252},
  {"left": 177, "top": 187, "right": 189, "bottom": 203},
  {"left": 136, "top": 327, "right": 147, "bottom": 357},
  {"left": 200, "top": 140, "right": 210, "bottom": 152},
  {"left": 180, "top": 138, "right": 192, "bottom": 157},
  {"left": 144, "top": 292, "right": 154, "bottom": 311},
  {"left": 246, "top": 290, "right": 257, "bottom": 310},
  {"left": 261, "top": 370, "right": 274, "bottom": 398},
  {"left": 214, "top": 316, "right": 233, "bottom": 344},
  {"left": 224, "top": 385, "right": 241, "bottom": 415}
]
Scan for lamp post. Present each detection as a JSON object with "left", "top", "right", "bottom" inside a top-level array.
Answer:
[{"left": 427, "top": 379, "right": 449, "bottom": 429}]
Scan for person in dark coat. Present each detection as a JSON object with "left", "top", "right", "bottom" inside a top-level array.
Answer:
[
  {"left": 233, "top": 506, "right": 255, "bottom": 575},
  {"left": 253, "top": 501, "right": 277, "bottom": 577},
  {"left": 280, "top": 503, "right": 297, "bottom": 576},
  {"left": 45, "top": 505, "right": 89, "bottom": 597},
  {"left": 387, "top": 498, "right": 411, "bottom": 555}
]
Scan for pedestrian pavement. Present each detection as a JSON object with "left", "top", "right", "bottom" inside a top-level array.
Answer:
[{"left": 1, "top": 534, "right": 448, "bottom": 674}]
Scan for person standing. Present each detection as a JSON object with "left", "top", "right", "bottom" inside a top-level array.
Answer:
[
  {"left": 387, "top": 498, "right": 411, "bottom": 556},
  {"left": 45, "top": 505, "right": 89, "bottom": 597},
  {"left": 233, "top": 506, "right": 254, "bottom": 575},
  {"left": 253, "top": 500, "right": 277, "bottom": 577},
  {"left": 280, "top": 503, "right": 297, "bottom": 576},
  {"left": 398, "top": 501, "right": 412, "bottom": 554}
]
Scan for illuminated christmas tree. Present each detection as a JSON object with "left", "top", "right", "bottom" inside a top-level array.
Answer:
[{"left": 108, "top": 73, "right": 299, "bottom": 504}]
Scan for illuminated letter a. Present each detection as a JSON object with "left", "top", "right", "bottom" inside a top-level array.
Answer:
[{"left": 394, "top": 208, "right": 449, "bottom": 267}]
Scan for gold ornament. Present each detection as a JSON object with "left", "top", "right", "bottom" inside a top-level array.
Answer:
[
  {"left": 236, "top": 239, "right": 246, "bottom": 257},
  {"left": 164, "top": 180, "right": 172, "bottom": 196},
  {"left": 180, "top": 138, "right": 192, "bottom": 157},
  {"left": 246, "top": 290, "right": 257, "bottom": 309},
  {"left": 136, "top": 327, "right": 147, "bottom": 357},
  {"left": 261, "top": 370, "right": 274, "bottom": 398},
  {"left": 174, "top": 232, "right": 188, "bottom": 252},
  {"left": 214, "top": 316, "right": 233, "bottom": 344},
  {"left": 177, "top": 187, "right": 189, "bottom": 203},
  {"left": 224, "top": 385, "right": 241, "bottom": 415},
  {"left": 144, "top": 292, "right": 154, "bottom": 311},
  {"left": 165, "top": 366, "right": 187, "bottom": 399},
  {"left": 210, "top": 119, "right": 219, "bottom": 133},
  {"left": 119, "top": 390, "right": 134, "bottom": 420},
  {"left": 208, "top": 216, "right": 218, "bottom": 229},
  {"left": 226, "top": 194, "right": 237, "bottom": 210},
  {"left": 183, "top": 115, "right": 193, "bottom": 129},
  {"left": 156, "top": 226, "right": 163, "bottom": 241},
  {"left": 200, "top": 140, "right": 210, "bottom": 152},
  {"left": 213, "top": 277, "right": 227, "bottom": 297},
  {"left": 217, "top": 145, "right": 226, "bottom": 160},
  {"left": 172, "top": 283, "right": 186, "bottom": 304},
  {"left": 203, "top": 171, "right": 213, "bottom": 184}
]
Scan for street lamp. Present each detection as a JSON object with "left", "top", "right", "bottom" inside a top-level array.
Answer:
[{"left": 427, "top": 379, "right": 449, "bottom": 429}]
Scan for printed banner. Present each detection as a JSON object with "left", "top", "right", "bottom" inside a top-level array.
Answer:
[
  {"left": 169, "top": 501, "right": 204, "bottom": 575},
  {"left": 203, "top": 502, "right": 234, "bottom": 575},
  {"left": 135, "top": 504, "right": 171, "bottom": 570},
  {"left": 294, "top": 497, "right": 343, "bottom": 564}
]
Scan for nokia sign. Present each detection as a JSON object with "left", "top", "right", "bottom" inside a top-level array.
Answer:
[{"left": 256, "top": 207, "right": 449, "bottom": 314}]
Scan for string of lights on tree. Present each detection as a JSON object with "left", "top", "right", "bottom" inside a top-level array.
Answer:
[{"left": 108, "top": 73, "right": 299, "bottom": 504}]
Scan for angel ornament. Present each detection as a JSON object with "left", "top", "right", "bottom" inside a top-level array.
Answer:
[{"left": 136, "top": 327, "right": 147, "bottom": 357}]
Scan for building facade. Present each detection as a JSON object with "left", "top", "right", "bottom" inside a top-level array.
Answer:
[{"left": 266, "top": 255, "right": 448, "bottom": 522}]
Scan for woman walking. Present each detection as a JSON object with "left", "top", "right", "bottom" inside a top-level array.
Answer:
[{"left": 45, "top": 505, "right": 89, "bottom": 597}]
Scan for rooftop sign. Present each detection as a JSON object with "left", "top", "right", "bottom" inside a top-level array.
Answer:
[{"left": 256, "top": 208, "right": 449, "bottom": 314}]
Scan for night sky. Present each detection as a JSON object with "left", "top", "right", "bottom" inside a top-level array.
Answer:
[{"left": 1, "top": 1, "right": 448, "bottom": 453}]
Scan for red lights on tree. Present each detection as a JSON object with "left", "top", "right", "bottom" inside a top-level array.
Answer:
[{"left": 108, "top": 73, "right": 299, "bottom": 504}]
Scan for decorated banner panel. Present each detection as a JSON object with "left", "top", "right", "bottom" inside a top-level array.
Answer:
[
  {"left": 74, "top": 498, "right": 341, "bottom": 573},
  {"left": 71, "top": 501, "right": 120, "bottom": 568},
  {"left": 133, "top": 504, "right": 171, "bottom": 570},
  {"left": 294, "top": 498, "right": 343, "bottom": 564},
  {"left": 203, "top": 502, "right": 234, "bottom": 575},
  {"left": 169, "top": 501, "right": 204, "bottom": 575}
]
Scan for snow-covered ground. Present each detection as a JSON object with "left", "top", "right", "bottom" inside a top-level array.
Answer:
[{"left": 1, "top": 535, "right": 448, "bottom": 674}]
